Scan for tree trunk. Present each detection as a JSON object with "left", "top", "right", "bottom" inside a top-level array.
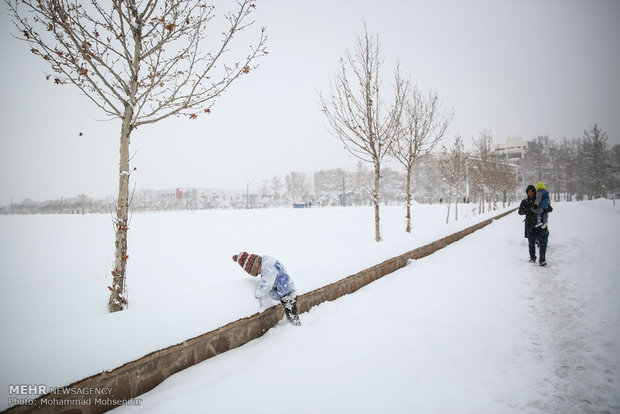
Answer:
[
  {"left": 108, "top": 105, "right": 133, "bottom": 312},
  {"left": 405, "top": 166, "right": 412, "bottom": 233},
  {"left": 455, "top": 193, "right": 459, "bottom": 221},
  {"left": 109, "top": 19, "right": 140, "bottom": 312},
  {"left": 373, "top": 162, "right": 382, "bottom": 242},
  {"left": 446, "top": 186, "right": 452, "bottom": 224}
]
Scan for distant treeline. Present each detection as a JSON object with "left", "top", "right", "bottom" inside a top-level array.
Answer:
[{"left": 3, "top": 126, "right": 618, "bottom": 215}]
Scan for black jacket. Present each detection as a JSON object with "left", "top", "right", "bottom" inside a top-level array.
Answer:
[
  {"left": 518, "top": 193, "right": 553, "bottom": 236},
  {"left": 518, "top": 197, "right": 539, "bottom": 230}
]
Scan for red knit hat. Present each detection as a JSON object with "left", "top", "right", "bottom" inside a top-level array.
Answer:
[{"left": 232, "top": 252, "right": 262, "bottom": 276}]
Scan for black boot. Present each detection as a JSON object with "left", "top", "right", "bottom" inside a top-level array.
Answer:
[{"left": 281, "top": 294, "right": 301, "bottom": 326}]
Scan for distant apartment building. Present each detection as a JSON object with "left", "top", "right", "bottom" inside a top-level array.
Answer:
[
  {"left": 314, "top": 168, "right": 346, "bottom": 193},
  {"left": 495, "top": 137, "right": 528, "bottom": 162}
]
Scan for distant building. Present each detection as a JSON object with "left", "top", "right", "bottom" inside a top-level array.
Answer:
[
  {"left": 495, "top": 137, "right": 528, "bottom": 162},
  {"left": 314, "top": 168, "right": 346, "bottom": 193}
]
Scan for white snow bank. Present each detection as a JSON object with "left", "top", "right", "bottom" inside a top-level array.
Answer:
[{"left": 0, "top": 202, "right": 511, "bottom": 409}]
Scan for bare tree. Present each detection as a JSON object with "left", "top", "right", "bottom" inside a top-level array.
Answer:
[
  {"left": 285, "top": 171, "right": 311, "bottom": 204},
  {"left": 318, "top": 23, "right": 404, "bottom": 241},
  {"left": 557, "top": 137, "right": 577, "bottom": 201},
  {"left": 582, "top": 124, "right": 611, "bottom": 199},
  {"left": 521, "top": 136, "right": 553, "bottom": 184},
  {"left": 391, "top": 82, "right": 453, "bottom": 232},
  {"left": 6, "top": 0, "right": 267, "bottom": 311},
  {"left": 438, "top": 135, "right": 467, "bottom": 223},
  {"left": 270, "top": 175, "right": 283, "bottom": 206},
  {"left": 470, "top": 130, "right": 497, "bottom": 213}
]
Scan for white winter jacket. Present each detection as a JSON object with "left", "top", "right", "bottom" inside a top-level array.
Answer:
[{"left": 255, "top": 255, "right": 296, "bottom": 301}]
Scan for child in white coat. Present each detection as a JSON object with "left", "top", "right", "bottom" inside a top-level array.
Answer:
[{"left": 233, "top": 252, "right": 301, "bottom": 326}]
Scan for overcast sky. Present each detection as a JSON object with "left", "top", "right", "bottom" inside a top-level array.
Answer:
[{"left": 1, "top": 0, "right": 619, "bottom": 205}]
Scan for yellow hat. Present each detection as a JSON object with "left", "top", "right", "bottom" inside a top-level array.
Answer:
[{"left": 535, "top": 182, "right": 546, "bottom": 191}]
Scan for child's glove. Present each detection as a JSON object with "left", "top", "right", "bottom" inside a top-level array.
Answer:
[{"left": 257, "top": 295, "right": 271, "bottom": 310}]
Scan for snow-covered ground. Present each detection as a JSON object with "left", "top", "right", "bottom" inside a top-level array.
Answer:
[
  {"left": 111, "top": 199, "right": 619, "bottom": 414},
  {"left": 0, "top": 201, "right": 509, "bottom": 408},
  {"left": 1, "top": 200, "right": 619, "bottom": 412}
]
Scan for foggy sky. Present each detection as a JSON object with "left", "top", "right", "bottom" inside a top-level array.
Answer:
[{"left": 1, "top": 0, "right": 619, "bottom": 205}]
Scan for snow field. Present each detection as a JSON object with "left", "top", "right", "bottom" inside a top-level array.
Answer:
[
  {"left": 1, "top": 200, "right": 618, "bottom": 413},
  {"left": 0, "top": 203, "right": 511, "bottom": 409}
]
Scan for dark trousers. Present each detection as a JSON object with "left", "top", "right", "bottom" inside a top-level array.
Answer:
[
  {"left": 527, "top": 226, "right": 549, "bottom": 263},
  {"left": 280, "top": 292, "right": 301, "bottom": 326}
]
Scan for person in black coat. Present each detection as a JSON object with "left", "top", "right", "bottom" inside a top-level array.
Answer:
[{"left": 518, "top": 184, "right": 552, "bottom": 266}]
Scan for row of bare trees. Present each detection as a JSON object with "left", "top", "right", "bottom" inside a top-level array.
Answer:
[
  {"left": 319, "top": 24, "right": 453, "bottom": 241},
  {"left": 437, "top": 136, "right": 466, "bottom": 224},
  {"left": 520, "top": 125, "right": 619, "bottom": 201},
  {"left": 438, "top": 130, "right": 519, "bottom": 224},
  {"left": 436, "top": 125, "right": 620, "bottom": 224}
]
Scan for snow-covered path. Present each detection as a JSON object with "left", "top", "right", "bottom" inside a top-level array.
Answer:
[
  {"left": 518, "top": 201, "right": 620, "bottom": 412},
  {"left": 113, "top": 201, "right": 620, "bottom": 414}
]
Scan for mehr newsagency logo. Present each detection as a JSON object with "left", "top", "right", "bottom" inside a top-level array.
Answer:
[{"left": 8, "top": 384, "right": 142, "bottom": 408}]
